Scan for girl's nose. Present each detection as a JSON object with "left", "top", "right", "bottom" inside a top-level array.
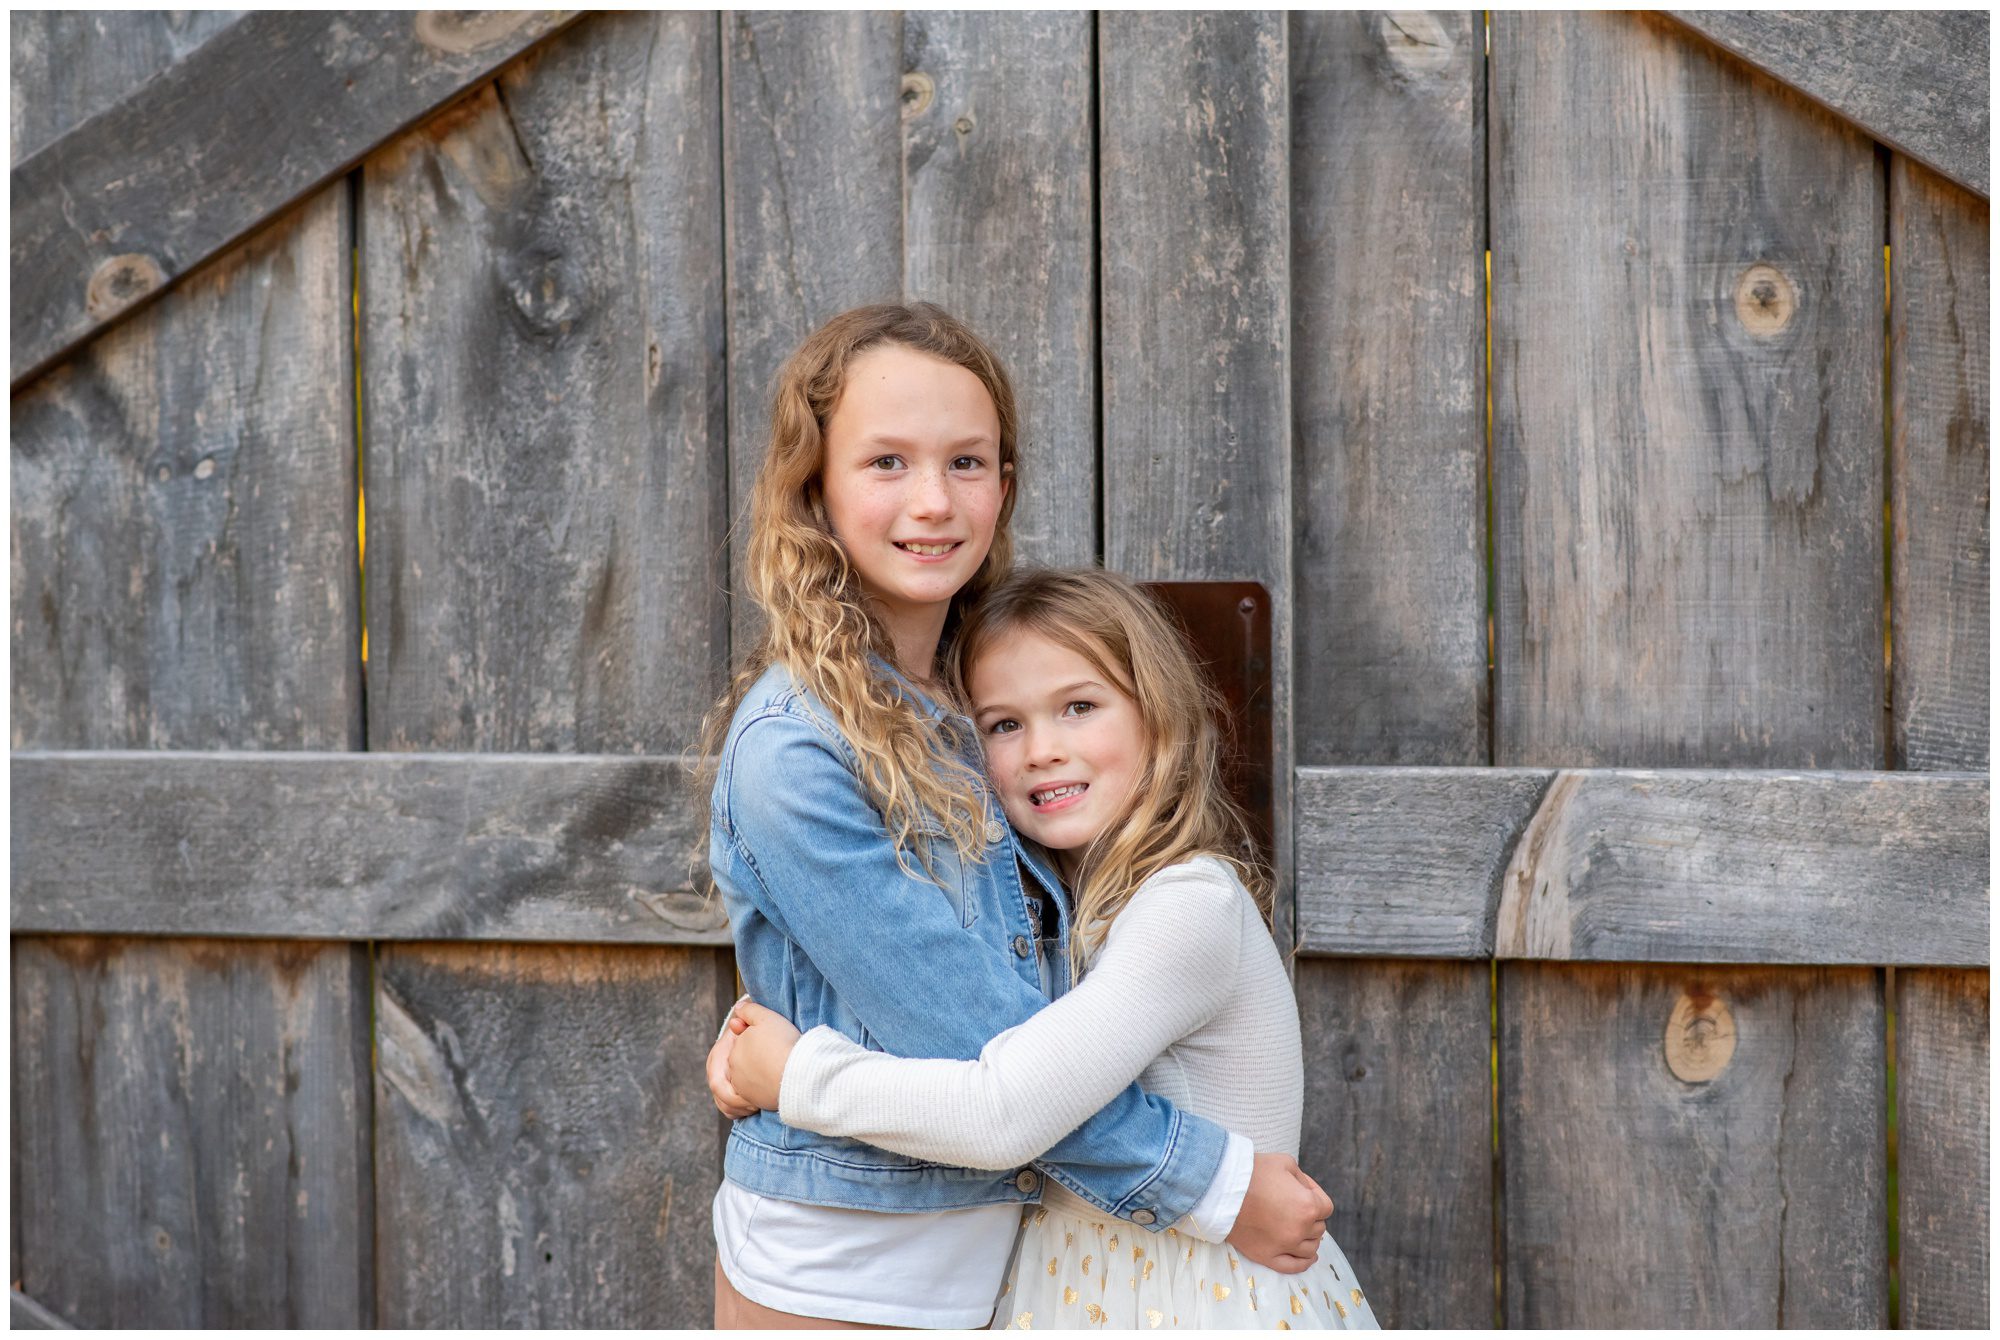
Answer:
[
  {"left": 1025, "top": 723, "right": 1065, "bottom": 766},
  {"left": 907, "top": 467, "right": 954, "bottom": 518}
]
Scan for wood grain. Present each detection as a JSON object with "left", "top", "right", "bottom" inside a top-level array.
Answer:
[
  {"left": 1667, "top": 10, "right": 1989, "bottom": 199},
  {"left": 11, "top": 10, "right": 581, "bottom": 385},
  {"left": 1298, "top": 958, "right": 1494, "bottom": 1328},
  {"left": 1100, "top": 10, "right": 1294, "bottom": 958},
  {"left": 361, "top": 12, "right": 728, "bottom": 753},
  {"left": 1490, "top": 10, "right": 1885, "bottom": 769},
  {"left": 723, "top": 10, "right": 903, "bottom": 655},
  {"left": 9, "top": 10, "right": 240, "bottom": 164},
  {"left": 1501, "top": 963, "right": 1886, "bottom": 1326},
  {"left": 12, "top": 936, "right": 373, "bottom": 1327},
  {"left": 903, "top": 11, "right": 1097, "bottom": 566},
  {"left": 12, "top": 751, "right": 721, "bottom": 944},
  {"left": 1897, "top": 968, "right": 1990, "bottom": 1328},
  {"left": 1291, "top": 10, "right": 1488, "bottom": 767},
  {"left": 9, "top": 1289, "right": 74, "bottom": 1329},
  {"left": 1890, "top": 157, "right": 1990, "bottom": 773},
  {"left": 372, "top": 942, "right": 733, "bottom": 1327}
]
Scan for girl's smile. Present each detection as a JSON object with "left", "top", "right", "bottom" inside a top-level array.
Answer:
[{"left": 968, "top": 629, "right": 1146, "bottom": 878}]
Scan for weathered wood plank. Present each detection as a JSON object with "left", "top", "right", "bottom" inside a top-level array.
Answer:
[
  {"left": 11, "top": 751, "right": 722, "bottom": 945},
  {"left": 12, "top": 936, "right": 373, "bottom": 1327},
  {"left": 1890, "top": 157, "right": 1990, "bottom": 773},
  {"left": 1294, "top": 766, "right": 1987, "bottom": 965},
  {"left": 361, "top": 12, "right": 727, "bottom": 754},
  {"left": 1667, "top": 11, "right": 1989, "bottom": 199},
  {"left": 1501, "top": 963, "right": 1886, "bottom": 1326},
  {"left": 11, "top": 10, "right": 582, "bottom": 386},
  {"left": 724, "top": 10, "right": 903, "bottom": 654},
  {"left": 12, "top": 186, "right": 360, "bottom": 752},
  {"left": 1298, "top": 959, "right": 1493, "bottom": 1328},
  {"left": 1291, "top": 10, "right": 1487, "bottom": 766},
  {"left": 1100, "top": 10, "right": 1294, "bottom": 956},
  {"left": 1490, "top": 10, "right": 1885, "bottom": 769},
  {"left": 903, "top": 11, "right": 1096, "bottom": 565},
  {"left": 372, "top": 942, "right": 733, "bottom": 1327},
  {"left": 9, "top": 1290, "right": 74, "bottom": 1330},
  {"left": 10, "top": 10, "right": 240, "bottom": 164},
  {"left": 1897, "top": 968, "right": 1991, "bottom": 1328}
]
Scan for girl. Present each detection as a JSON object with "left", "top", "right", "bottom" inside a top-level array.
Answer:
[
  {"left": 701, "top": 305, "right": 1334, "bottom": 1330},
  {"left": 723, "top": 568, "right": 1380, "bottom": 1330}
]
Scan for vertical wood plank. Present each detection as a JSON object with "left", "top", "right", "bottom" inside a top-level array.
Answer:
[
  {"left": 1889, "top": 158, "right": 1989, "bottom": 772},
  {"left": 8, "top": 10, "right": 241, "bottom": 163},
  {"left": 1501, "top": 963, "right": 1886, "bottom": 1327},
  {"left": 1297, "top": 959, "right": 1493, "bottom": 1328},
  {"left": 902, "top": 11, "right": 1097, "bottom": 565},
  {"left": 361, "top": 12, "right": 727, "bottom": 754},
  {"left": 12, "top": 937, "right": 373, "bottom": 1327},
  {"left": 371, "top": 943, "right": 736, "bottom": 1326},
  {"left": 1291, "top": 10, "right": 1487, "bottom": 767},
  {"left": 1896, "top": 968, "right": 1990, "bottom": 1328},
  {"left": 1490, "top": 10, "right": 1884, "bottom": 770},
  {"left": 723, "top": 10, "right": 902, "bottom": 653},
  {"left": 1100, "top": 9, "right": 1293, "bottom": 955}
]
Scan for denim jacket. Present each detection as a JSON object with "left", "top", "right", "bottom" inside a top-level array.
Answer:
[{"left": 710, "top": 660, "right": 1227, "bottom": 1225}]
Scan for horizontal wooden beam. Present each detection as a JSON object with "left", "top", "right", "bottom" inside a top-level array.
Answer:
[
  {"left": 1666, "top": 10, "right": 1989, "bottom": 199},
  {"left": 12, "top": 751, "right": 725, "bottom": 945},
  {"left": 1296, "top": 766, "right": 1988, "bottom": 966},
  {"left": 10, "top": 9, "right": 582, "bottom": 388}
]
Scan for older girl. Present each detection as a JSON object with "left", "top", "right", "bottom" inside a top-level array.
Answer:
[
  {"left": 724, "top": 568, "right": 1380, "bottom": 1329},
  {"left": 702, "top": 307, "right": 1332, "bottom": 1329}
]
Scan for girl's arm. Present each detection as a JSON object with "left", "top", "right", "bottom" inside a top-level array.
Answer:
[{"left": 739, "top": 860, "right": 1245, "bottom": 1171}]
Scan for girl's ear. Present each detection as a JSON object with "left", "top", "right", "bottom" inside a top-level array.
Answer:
[{"left": 999, "top": 460, "right": 1014, "bottom": 505}]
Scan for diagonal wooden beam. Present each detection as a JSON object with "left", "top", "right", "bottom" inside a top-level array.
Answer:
[
  {"left": 1666, "top": 10, "right": 1989, "bottom": 199},
  {"left": 10, "top": 9, "right": 583, "bottom": 389},
  {"left": 1295, "top": 765, "right": 1989, "bottom": 965},
  {"left": 10, "top": 1291, "right": 74, "bottom": 1330}
]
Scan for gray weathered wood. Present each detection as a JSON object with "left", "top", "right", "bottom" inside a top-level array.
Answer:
[
  {"left": 12, "top": 186, "right": 360, "bottom": 752},
  {"left": 11, "top": 10, "right": 582, "bottom": 386},
  {"left": 361, "top": 12, "right": 727, "bottom": 754},
  {"left": 10, "top": 10, "right": 240, "bottom": 164},
  {"left": 1897, "top": 968, "right": 1991, "bottom": 1328},
  {"left": 1298, "top": 959, "right": 1493, "bottom": 1328},
  {"left": 903, "top": 11, "right": 1096, "bottom": 566},
  {"left": 1891, "top": 157, "right": 1990, "bottom": 773},
  {"left": 1667, "top": 10, "right": 1989, "bottom": 199},
  {"left": 12, "top": 751, "right": 722, "bottom": 945},
  {"left": 1291, "top": 10, "right": 1487, "bottom": 767},
  {"left": 372, "top": 942, "right": 733, "bottom": 1327},
  {"left": 1490, "top": 10, "right": 1886, "bottom": 770},
  {"left": 723, "top": 10, "right": 903, "bottom": 655},
  {"left": 1294, "top": 766, "right": 1987, "bottom": 965},
  {"left": 1100, "top": 10, "right": 1294, "bottom": 958},
  {"left": 1501, "top": 963, "right": 1886, "bottom": 1326},
  {"left": 12, "top": 936, "right": 373, "bottom": 1327},
  {"left": 9, "top": 1290, "right": 74, "bottom": 1329}
]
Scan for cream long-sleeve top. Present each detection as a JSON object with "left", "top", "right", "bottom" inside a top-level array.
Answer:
[{"left": 778, "top": 855, "right": 1304, "bottom": 1222}]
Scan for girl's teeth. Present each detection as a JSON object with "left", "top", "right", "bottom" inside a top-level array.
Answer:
[
  {"left": 899, "top": 542, "right": 954, "bottom": 556},
  {"left": 1034, "top": 783, "right": 1086, "bottom": 805}
]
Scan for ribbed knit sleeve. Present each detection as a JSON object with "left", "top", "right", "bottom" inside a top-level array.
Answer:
[{"left": 778, "top": 861, "right": 1245, "bottom": 1170}]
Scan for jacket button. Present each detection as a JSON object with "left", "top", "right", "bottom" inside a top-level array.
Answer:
[
  {"left": 1130, "top": 1209, "right": 1156, "bottom": 1226},
  {"left": 1014, "top": 1169, "right": 1039, "bottom": 1193},
  {"left": 985, "top": 819, "right": 1006, "bottom": 845},
  {"left": 1012, "top": 935, "right": 1032, "bottom": 958}
]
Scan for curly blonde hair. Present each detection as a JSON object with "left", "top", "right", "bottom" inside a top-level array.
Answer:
[
  {"left": 949, "top": 568, "right": 1271, "bottom": 977},
  {"left": 701, "top": 303, "right": 1019, "bottom": 872}
]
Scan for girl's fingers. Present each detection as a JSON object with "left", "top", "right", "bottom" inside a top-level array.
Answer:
[
  {"left": 734, "top": 1000, "right": 783, "bottom": 1027},
  {"left": 726, "top": 1014, "right": 749, "bottom": 1034}
]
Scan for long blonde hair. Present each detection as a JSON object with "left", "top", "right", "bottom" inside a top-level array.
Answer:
[
  {"left": 701, "top": 303, "right": 1019, "bottom": 870},
  {"left": 951, "top": 568, "right": 1271, "bottom": 975}
]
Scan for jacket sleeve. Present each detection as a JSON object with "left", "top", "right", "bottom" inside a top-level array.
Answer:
[
  {"left": 776, "top": 864, "right": 1244, "bottom": 1171},
  {"left": 719, "top": 713, "right": 1227, "bottom": 1226}
]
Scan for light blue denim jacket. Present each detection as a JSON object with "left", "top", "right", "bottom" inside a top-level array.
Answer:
[{"left": 710, "top": 660, "right": 1228, "bottom": 1224}]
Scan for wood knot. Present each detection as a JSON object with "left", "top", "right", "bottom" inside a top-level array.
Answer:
[
  {"left": 414, "top": 10, "right": 535, "bottom": 55},
  {"left": 1377, "top": 12, "right": 1452, "bottom": 73},
  {"left": 1733, "top": 263, "right": 1796, "bottom": 337},
  {"left": 900, "top": 71, "right": 935, "bottom": 120},
  {"left": 1665, "top": 989, "right": 1736, "bottom": 1083},
  {"left": 86, "top": 253, "right": 165, "bottom": 318}
]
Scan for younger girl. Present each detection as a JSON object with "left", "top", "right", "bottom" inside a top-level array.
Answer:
[{"left": 725, "top": 568, "right": 1380, "bottom": 1329}]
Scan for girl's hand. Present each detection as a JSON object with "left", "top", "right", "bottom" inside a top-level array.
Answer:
[
  {"left": 724, "top": 1000, "right": 803, "bottom": 1111},
  {"left": 1226, "top": 1153, "right": 1333, "bottom": 1274},
  {"left": 706, "top": 1015, "right": 758, "bottom": 1119}
]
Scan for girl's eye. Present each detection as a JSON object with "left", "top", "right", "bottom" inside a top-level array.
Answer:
[
  {"left": 869, "top": 454, "right": 905, "bottom": 471},
  {"left": 952, "top": 454, "right": 987, "bottom": 472},
  {"left": 1062, "top": 701, "right": 1097, "bottom": 718},
  {"left": 985, "top": 718, "right": 1020, "bottom": 736}
]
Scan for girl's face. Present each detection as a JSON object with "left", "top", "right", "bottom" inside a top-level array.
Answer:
[
  {"left": 968, "top": 628, "right": 1146, "bottom": 875},
  {"left": 820, "top": 344, "right": 1006, "bottom": 633}
]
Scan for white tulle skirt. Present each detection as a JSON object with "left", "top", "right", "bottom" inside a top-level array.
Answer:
[{"left": 991, "top": 1203, "right": 1380, "bottom": 1330}]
